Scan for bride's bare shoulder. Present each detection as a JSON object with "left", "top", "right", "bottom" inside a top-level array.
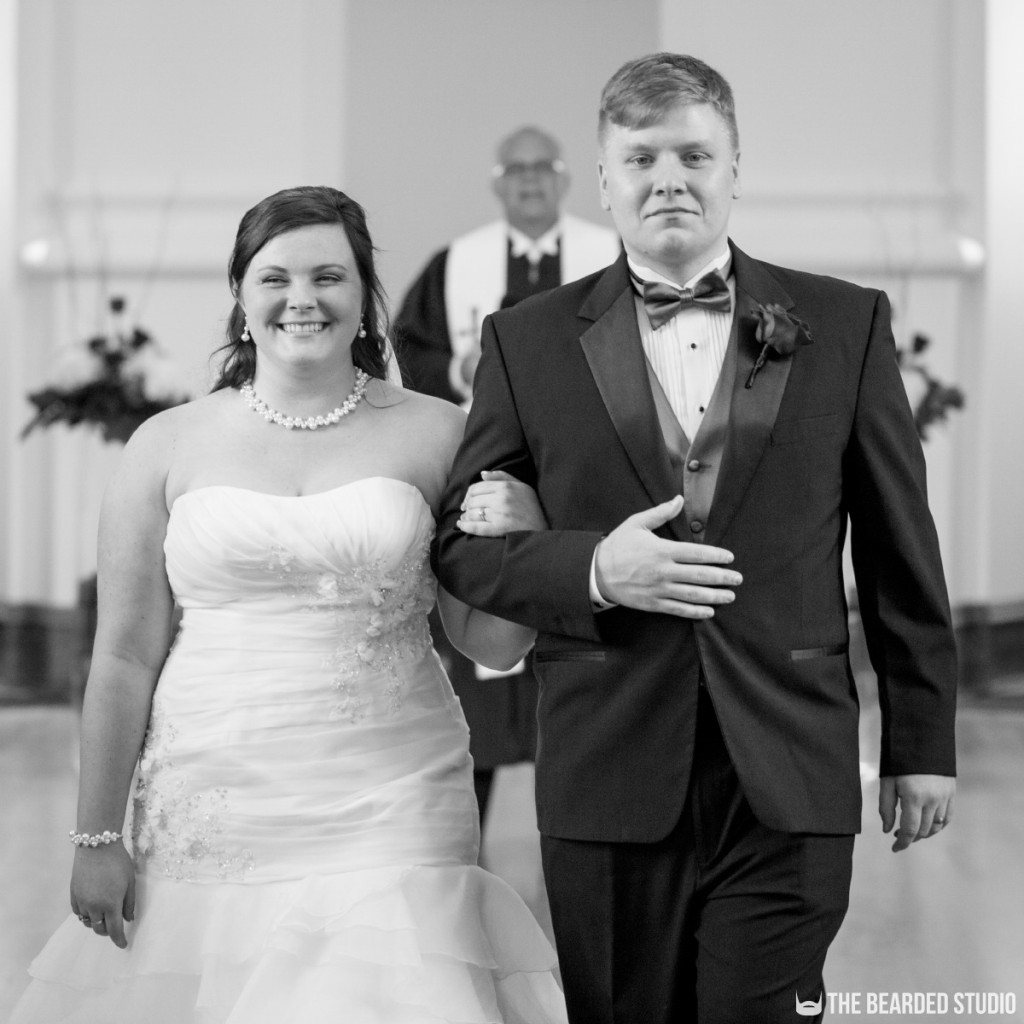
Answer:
[
  {"left": 131, "top": 389, "right": 234, "bottom": 438},
  {"left": 117, "top": 390, "right": 236, "bottom": 468},
  {"left": 369, "top": 381, "right": 466, "bottom": 438}
]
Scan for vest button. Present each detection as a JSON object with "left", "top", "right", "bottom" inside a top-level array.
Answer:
[
  {"left": 690, "top": 520, "right": 704, "bottom": 533},
  {"left": 687, "top": 459, "right": 702, "bottom": 472}
]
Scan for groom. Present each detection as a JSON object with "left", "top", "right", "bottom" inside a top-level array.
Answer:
[{"left": 435, "top": 53, "right": 957, "bottom": 1024}]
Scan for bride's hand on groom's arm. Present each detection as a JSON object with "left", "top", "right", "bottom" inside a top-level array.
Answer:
[
  {"left": 594, "top": 496, "right": 742, "bottom": 619},
  {"left": 457, "top": 470, "right": 548, "bottom": 536},
  {"left": 443, "top": 472, "right": 544, "bottom": 669}
]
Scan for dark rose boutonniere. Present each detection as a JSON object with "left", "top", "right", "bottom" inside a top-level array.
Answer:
[{"left": 745, "top": 303, "right": 814, "bottom": 388}]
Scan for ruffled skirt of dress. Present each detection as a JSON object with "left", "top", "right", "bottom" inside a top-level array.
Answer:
[{"left": 11, "top": 864, "right": 566, "bottom": 1024}]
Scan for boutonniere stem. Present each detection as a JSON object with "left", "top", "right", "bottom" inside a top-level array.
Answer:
[{"left": 745, "top": 302, "right": 813, "bottom": 388}]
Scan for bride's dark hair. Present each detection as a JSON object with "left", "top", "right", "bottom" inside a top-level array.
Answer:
[{"left": 211, "top": 186, "right": 390, "bottom": 391}]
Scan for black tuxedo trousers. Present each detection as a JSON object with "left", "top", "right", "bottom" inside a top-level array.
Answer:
[{"left": 541, "top": 686, "right": 853, "bottom": 1024}]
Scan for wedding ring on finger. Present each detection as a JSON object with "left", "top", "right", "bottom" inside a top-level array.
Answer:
[{"left": 476, "top": 507, "right": 488, "bottom": 522}]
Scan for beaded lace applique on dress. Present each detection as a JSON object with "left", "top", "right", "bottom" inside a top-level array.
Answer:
[
  {"left": 265, "top": 534, "right": 435, "bottom": 723},
  {"left": 131, "top": 701, "right": 256, "bottom": 881}
]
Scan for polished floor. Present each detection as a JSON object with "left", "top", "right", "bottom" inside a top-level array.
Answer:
[{"left": 2, "top": 689, "right": 1022, "bottom": 1023}]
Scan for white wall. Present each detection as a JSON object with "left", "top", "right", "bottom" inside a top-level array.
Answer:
[
  {"left": 2, "top": 0, "right": 1020, "bottom": 616},
  {"left": 0, "top": 0, "right": 19, "bottom": 604},
  {"left": 2, "top": 0, "right": 658, "bottom": 605},
  {"left": 340, "top": 0, "right": 657, "bottom": 303},
  {"left": 978, "top": 0, "right": 1024, "bottom": 609},
  {"left": 6, "top": 0, "right": 349, "bottom": 604}
]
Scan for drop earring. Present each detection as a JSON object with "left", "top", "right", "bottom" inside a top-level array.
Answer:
[
  {"left": 240, "top": 317, "right": 251, "bottom": 343},
  {"left": 357, "top": 317, "right": 367, "bottom": 339}
]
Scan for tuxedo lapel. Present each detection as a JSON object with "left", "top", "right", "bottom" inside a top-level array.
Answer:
[
  {"left": 704, "top": 244, "right": 797, "bottom": 546},
  {"left": 578, "top": 258, "right": 688, "bottom": 539}
]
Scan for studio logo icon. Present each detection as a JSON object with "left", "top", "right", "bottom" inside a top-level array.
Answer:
[{"left": 796, "top": 991, "right": 823, "bottom": 1016}]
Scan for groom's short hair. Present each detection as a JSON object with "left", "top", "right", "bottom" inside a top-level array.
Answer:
[{"left": 598, "top": 53, "right": 739, "bottom": 153}]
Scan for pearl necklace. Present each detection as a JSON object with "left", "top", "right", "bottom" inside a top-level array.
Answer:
[{"left": 240, "top": 370, "right": 370, "bottom": 430}]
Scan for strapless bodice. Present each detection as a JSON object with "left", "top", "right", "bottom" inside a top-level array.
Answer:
[{"left": 167, "top": 476, "right": 436, "bottom": 626}]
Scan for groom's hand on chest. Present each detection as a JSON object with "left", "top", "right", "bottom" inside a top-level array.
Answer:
[{"left": 593, "top": 496, "right": 742, "bottom": 619}]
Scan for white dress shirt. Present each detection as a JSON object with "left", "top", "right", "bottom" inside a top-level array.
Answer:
[
  {"left": 507, "top": 221, "right": 562, "bottom": 265},
  {"left": 589, "top": 249, "right": 735, "bottom": 608},
  {"left": 629, "top": 250, "right": 735, "bottom": 441}
]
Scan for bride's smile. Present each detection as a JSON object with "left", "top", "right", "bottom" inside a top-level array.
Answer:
[
  {"left": 235, "top": 222, "right": 365, "bottom": 373},
  {"left": 278, "top": 321, "right": 328, "bottom": 335}
]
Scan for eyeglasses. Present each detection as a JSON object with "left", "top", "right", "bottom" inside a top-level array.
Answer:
[{"left": 492, "top": 159, "right": 565, "bottom": 179}]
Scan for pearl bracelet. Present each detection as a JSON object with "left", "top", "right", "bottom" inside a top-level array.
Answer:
[{"left": 69, "top": 829, "right": 123, "bottom": 848}]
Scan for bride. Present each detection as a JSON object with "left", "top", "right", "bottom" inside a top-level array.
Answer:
[{"left": 11, "top": 186, "right": 566, "bottom": 1023}]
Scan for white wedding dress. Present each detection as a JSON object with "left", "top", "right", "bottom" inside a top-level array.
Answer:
[{"left": 13, "top": 477, "right": 566, "bottom": 1024}]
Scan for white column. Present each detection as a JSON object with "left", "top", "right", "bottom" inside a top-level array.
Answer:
[
  {"left": 0, "top": 0, "right": 19, "bottom": 600},
  {"left": 976, "top": 0, "right": 1024, "bottom": 607}
]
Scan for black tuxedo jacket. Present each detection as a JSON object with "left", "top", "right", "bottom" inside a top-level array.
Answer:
[{"left": 434, "top": 243, "right": 957, "bottom": 842}]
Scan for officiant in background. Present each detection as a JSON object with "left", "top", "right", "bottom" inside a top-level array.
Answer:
[{"left": 394, "top": 124, "right": 618, "bottom": 831}]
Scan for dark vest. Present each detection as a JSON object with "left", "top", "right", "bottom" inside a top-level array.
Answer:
[{"left": 643, "top": 308, "right": 739, "bottom": 532}]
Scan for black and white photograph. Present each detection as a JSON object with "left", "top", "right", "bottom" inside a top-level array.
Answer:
[{"left": 1, "top": 2, "right": 1021, "bottom": 1022}]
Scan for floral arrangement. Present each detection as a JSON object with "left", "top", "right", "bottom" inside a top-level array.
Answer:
[
  {"left": 896, "top": 332, "right": 965, "bottom": 441},
  {"left": 22, "top": 296, "right": 191, "bottom": 444}
]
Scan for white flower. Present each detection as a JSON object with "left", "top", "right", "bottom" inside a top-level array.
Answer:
[
  {"left": 123, "top": 345, "right": 191, "bottom": 403},
  {"left": 50, "top": 342, "right": 105, "bottom": 389}
]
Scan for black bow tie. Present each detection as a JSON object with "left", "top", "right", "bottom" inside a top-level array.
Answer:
[{"left": 636, "top": 271, "right": 731, "bottom": 329}]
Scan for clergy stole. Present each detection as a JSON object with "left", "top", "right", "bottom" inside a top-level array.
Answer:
[{"left": 503, "top": 243, "right": 561, "bottom": 308}]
